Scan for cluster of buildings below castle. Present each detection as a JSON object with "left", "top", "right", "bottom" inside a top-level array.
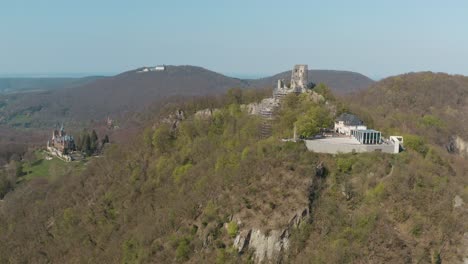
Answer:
[
  {"left": 253, "top": 64, "right": 404, "bottom": 154},
  {"left": 304, "top": 113, "right": 403, "bottom": 154}
]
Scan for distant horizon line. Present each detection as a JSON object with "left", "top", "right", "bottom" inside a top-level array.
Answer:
[
  {"left": 0, "top": 71, "right": 273, "bottom": 80},
  {"left": 0, "top": 70, "right": 380, "bottom": 81},
  {"left": 0, "top": 72, "right": 117, "bottom": 78}
]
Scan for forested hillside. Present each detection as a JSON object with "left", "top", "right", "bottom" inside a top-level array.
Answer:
[
  {"left": 0, "top": 76, "right": 103, "bottom": 94},
  {"left": 1, "top": 86, "right": 467, "bottom": 263},
  {"left": 347, "top": 72, "right": 468, "bottom": 155}
]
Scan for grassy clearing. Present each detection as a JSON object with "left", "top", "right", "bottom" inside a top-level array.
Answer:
[
  {"left": 8, "top": 113, "right": 33, "bottom": 127},
  {"left": 19, "top": 150, "right": 85, "bottom": 182}
]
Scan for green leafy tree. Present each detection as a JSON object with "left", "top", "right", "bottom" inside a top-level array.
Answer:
[
  {"left": 295, "top": 106, "right": 332, "bottom": 138},
  {"left": 175, "top": 239, "right": 190, "bottom": 261},
  {"left": 152, "top": 125, "right": 173, "bottom": 153},
  {"left": 404, "top": 134, "right": 428, "bottom": 156},
  {"left": 227, "top": 221, "right": 238, "bottom": 238},
  {"left": 314, "top": 83, "right": 335, "bottom": 101},
  {"left": 226, "top": 88, "right": 243, "bottom": 105}
]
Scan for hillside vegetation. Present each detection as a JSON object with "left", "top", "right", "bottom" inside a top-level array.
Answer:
[
  {"left": 1, "top": 86, "right": 467, "bottom": 263},
  {"left": 347, "top": 72, "right": 468, "bottom": 151}
]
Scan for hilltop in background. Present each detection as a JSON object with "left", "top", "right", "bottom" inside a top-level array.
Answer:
[
  {"left": 0, "top": 66, "right": 374, "bottom": 128},
  {"left": 249, "top": 69, "right": 374, "bottom": 94}
]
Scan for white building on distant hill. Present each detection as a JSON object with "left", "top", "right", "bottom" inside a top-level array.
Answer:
[{"left": 137, "top": 65, "right": 166, "bottom": 73}]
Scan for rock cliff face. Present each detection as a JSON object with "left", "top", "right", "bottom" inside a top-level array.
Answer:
[
  {"left": 455, "top": 136, "right": 468, "bottom": 157},
  {"left": 243, "top": 98, "right": 279, "bottom": 116},
  {"left": 233, "top": 208, "right": 310, "bottom": 263}
]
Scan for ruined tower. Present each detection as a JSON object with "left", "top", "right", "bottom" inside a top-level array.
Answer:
[
  {"left": 290, "top": 64, "right": 308, "bottom": 93},
  {"left": 273, "top": 64, "right": 309, "bottom": 99}
]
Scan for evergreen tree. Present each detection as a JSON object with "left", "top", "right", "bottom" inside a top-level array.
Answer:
[
  {"left": 83, "top": 134, "right": 91, "bottom": 156},
  {"left": 101, "top": 134, "right": 110, "bottom": 146},
  {"left": 90, "top": 130, "right": 99, "bottom": 153}
]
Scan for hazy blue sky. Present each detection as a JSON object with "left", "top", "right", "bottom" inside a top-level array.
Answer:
[{"left": 1, "top": 0, "right": 467, "bottom": 79}]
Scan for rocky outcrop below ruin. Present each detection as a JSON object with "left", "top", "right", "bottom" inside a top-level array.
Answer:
[
  {"left": 455, "top": 136, "right": 468, "bottom": 157},
  {"left": 243, "top": 98, "right": 279, "bottom": 117},
  {"left": 447, "top": 136, "right": 468, "bottom": 157},
  {"left": 232, "top": 208, "right": 310, "bottom": 263}
]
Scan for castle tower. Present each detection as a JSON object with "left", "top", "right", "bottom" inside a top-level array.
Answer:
[
  {"left": 290, "top": 64, "right": 308, "bottom": 93},
  {"left": 60, "top": 123, "right": 65, "bottom": 137}
]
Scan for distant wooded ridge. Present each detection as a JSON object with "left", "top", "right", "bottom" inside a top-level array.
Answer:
[
  {"left": 0, "top": 76, "right": 105, "bottom": 94},
  {"left": 0, "top": 65, "right": 375, "bottom": 129},
  {"left": 0, "top": 65, "right": 374, "bottom": 95}
]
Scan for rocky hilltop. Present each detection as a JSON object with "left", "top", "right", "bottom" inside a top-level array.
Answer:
[{"left": 1, "top": 83, "right": 467, "bottom": 263}]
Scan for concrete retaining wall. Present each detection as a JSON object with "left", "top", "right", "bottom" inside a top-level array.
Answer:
[{"left": 304, "top": 140, "right": 396, "bottom": 154}]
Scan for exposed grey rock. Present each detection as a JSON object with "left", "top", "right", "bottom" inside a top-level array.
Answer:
[
  {"left": 446, "top": 137, "right": 457, "bottom": 153},
  {"left": 248, "top": 229, "right": 288, "bottom": 263},
  {"left": 462, "top": 232, "right": 468, "bottom": 264},
  {"left": 289, "top": 208, "right": 309, "bottom": 228},
  {"left": 315, "top": 161, "right": 325, "bottom": 177},
  {"left": 233, "top": 208, "right": 309, "bottom": 263},
  {"left": 454, "top": 195, "right": 464, "bottom": 208},
  {"left": 194, "top": 108, "right": 213, "bottom": 119},
  {"left": 447, "top": 136, "right": 468, "bottom": 156},
  {"left": 233, "top": 229, "right": 251, "bottom": 254},
  {"left": 455, "top": 136, "right": 468, "bottom": 157},
  {"left": 245, "top": 98, "right": 280, "bottom": 118}
]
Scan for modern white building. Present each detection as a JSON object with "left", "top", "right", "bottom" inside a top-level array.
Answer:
[
  {"left": 305, "top": 113, "right": 404, "bottom": 154},
  {"left": 334, "top": 113, "right": 367, "bottom": 136},
  {"left": 389, "top": 136, "right": 404, "bottom": 153}
]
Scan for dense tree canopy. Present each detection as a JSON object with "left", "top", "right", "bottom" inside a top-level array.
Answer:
[{"left": 0, "top": 85, "right": 467, "bottom": 263}]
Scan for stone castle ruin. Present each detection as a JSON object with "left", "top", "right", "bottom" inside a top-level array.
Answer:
[
  {"left": 196, "top": 64, "right": 313, "bottom": 137},
  {"left": 274, "top": 64, "right": 309, "bottom": 99},
  {"left": 247, "top": 64, "right": 310, "bottom": 137}
]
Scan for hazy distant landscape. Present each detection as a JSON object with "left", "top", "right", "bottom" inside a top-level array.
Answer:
[
  {"left": 0, "top": 76, "right": 104, "bottom": 94},
  {"left": 0, "top": 66, "right": 374, "bottom": 129}
]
